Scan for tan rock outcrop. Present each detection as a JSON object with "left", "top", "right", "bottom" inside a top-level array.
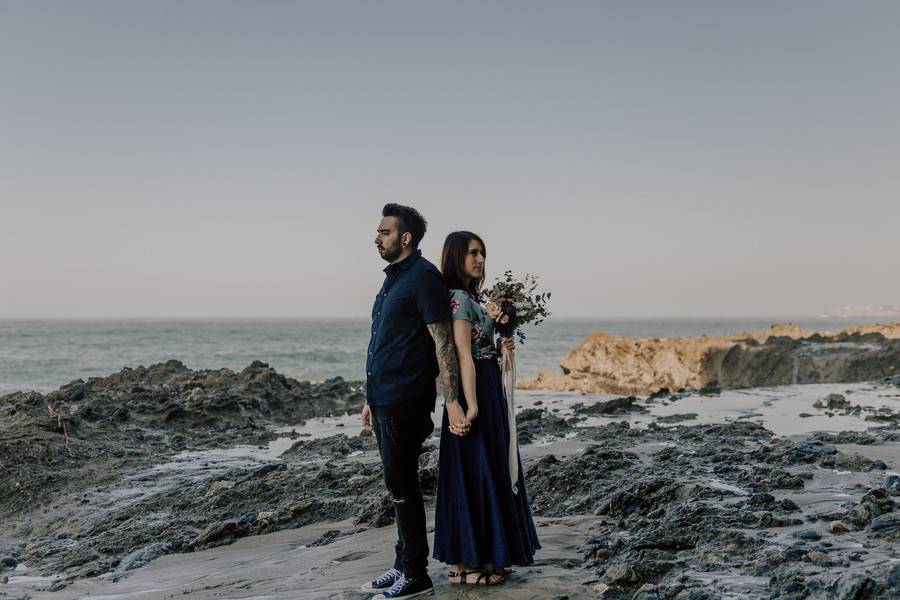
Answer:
[{"left": 519, "top": 322, "right": 900, "bottom": 395}]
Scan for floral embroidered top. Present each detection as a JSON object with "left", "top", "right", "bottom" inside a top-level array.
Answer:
[{"left": 449, "top": 289, "right": 497, "bottom": 360}]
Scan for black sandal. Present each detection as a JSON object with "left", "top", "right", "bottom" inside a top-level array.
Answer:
[
  {"left": 448, "top": 570, "right": 478, "bottom": 585},
  {"left": 449, "top": 569, "right": 506, "bottom": 585}
]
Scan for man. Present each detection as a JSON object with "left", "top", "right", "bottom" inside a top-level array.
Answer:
[{"left": 360, "top": 204, "right": 469, "bottom": 599}]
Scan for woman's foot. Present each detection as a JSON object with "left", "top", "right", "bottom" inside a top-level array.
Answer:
[{"left": 448, "top": 568, "right": 507, "bottom": 585}]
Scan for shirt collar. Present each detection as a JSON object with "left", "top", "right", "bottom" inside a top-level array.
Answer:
[{"left": 384, "top": 249, "right": 422, "bottom": 274}]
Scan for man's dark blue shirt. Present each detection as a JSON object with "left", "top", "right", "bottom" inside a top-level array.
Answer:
[{"left": 366, "top": 249, "right": 450, "bottom": 411}]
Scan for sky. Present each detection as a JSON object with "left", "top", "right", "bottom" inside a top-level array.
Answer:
[{"left": 2, "top": 1, "right": 898, "bottom": 319}]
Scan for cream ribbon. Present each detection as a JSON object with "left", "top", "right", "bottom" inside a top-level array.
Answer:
[{"left": 501, "top": 345, "right": 518, "bottom": 494}]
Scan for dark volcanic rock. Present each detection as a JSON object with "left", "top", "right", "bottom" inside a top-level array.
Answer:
[
  {"left": 830, "top": 572, "right": 879, "bottom": 600},
  {"left": 515, "top": 408, "right": 572, "bottom": 444},
  {"left": 868, "top": 513, "right": 900, "bottom": 540},
  {"left": 810, "top": 431, "right": 878, "bottom": 445},
  {"left": 698, "top": 380, "right": 721, "bottom": 396},
  {"left": 189, "top": 520, "right": 249, "bottom": 549},
  {"left": 0, "top": 362, "right": 365, "bottom": 522},
  {"left": 885, "top": 473, "right": 900, "bottom": 494},
  {"left": 655, "top": 413, "right": 698, "bottom": 424},
  {"left": 813, "top": 393, "right": 851, "bottom": 410},
  {"left": 573, "top": 396, "right": 648, "bottom": 416},
  {"left": 845, "top": 488, "right": 895, "bottom": 527},
  {"left": 792, "top": 529, "right": 822, "bottom": 541},
  {"left": 598, "top": 477, "right": 681, "bottom": 518},
  {"left": 282, "top": 433, "right": 376, "bottom": 458},
  {"left": 527, "top": 446, "right": 636, "bottom": 515}
]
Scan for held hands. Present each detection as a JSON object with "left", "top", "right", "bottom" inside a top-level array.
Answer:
[{"left": 446, "top": 401, "right": 471, "bottom": 436}]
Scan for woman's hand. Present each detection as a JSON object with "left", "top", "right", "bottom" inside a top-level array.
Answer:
[
  {"left": 446, "top": 401, "right": 470, "bottom": 436},
  {"left": 500, "top": 336, "right": 515, "bottom": 352}
]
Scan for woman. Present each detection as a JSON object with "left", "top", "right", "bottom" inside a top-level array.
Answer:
[{"left": 432, "top": 231, "right": 540, "bottom": 585}]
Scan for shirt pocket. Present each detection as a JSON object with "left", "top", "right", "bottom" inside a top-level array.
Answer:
[{"left": 385, "top": 291, "right": 420, "bottom": 327}]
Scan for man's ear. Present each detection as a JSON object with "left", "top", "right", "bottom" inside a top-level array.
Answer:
[{"left": 401, "top": 231, "right": 412, "bottom": 248}]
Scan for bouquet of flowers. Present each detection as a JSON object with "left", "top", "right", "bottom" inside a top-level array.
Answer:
[
  {"left": 483, "top": 271, "right": 551, "bottom": 344},
  {"left": 482, "top": 271, "right": 550, "bottom": 494}
]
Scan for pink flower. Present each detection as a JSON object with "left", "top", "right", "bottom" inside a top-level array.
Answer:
[
  {"left": 450, "top": 299, "right": 461, "bottom": 314},
  {"left": 500, "top": 315, "right": 509, "bottom": 324}
]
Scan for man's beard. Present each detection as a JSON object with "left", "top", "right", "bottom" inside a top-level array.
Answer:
[{"left": 380, "top": 243, "right": 402, "bottom": 263}]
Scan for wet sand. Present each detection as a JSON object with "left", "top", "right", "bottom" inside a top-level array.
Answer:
[{"left": 17, "top": 516, "right": 600, "bottom": 600}]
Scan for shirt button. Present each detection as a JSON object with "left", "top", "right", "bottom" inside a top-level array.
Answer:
[{"left": 367, "top": 371, "right": 371, "bottom": 376}]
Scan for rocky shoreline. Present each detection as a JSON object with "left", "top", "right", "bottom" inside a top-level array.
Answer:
[
  {"left": 519, "top": 322, "right": 900, "bottom": 395},
  {"left": 2, "top": 361, "right": 900, "bottom": 599},
  {"left": 0, "top": 360, "right": 367, "bottom": 589}
]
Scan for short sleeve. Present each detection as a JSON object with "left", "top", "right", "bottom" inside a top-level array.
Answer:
[
  {"left": 448, "top": 289, "right": 477, "bottom": 324},
  {"left": 415, "top": 267, "right": 452, "bottom": 325}
]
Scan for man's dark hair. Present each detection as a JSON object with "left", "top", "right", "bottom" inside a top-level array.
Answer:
[
  {"left": 382, "top": 203, "right": 428, "bottom": 248},
  {"left": 441, "top": 230, "right": 486, "bottom": 296}
]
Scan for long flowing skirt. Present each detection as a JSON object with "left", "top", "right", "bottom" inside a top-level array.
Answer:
[{"left": 432, "top": 357, "right": 540, "bottom": 567}]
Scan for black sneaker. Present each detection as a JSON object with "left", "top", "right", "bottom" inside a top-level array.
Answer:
[
  {"left": 372, "top": 573, "right": 433, "bottom": 599},
  {"left": 360, "top": 568, "right": 401, "bottom": 593}
]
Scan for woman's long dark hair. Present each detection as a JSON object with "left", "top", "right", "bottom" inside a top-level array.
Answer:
[{"left": 441, "top": 230, "right": 486, "bottom": 296}]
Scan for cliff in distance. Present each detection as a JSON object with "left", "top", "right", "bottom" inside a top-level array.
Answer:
[{"left": 519, "top": 323, "right": 900, "bottom": 395}]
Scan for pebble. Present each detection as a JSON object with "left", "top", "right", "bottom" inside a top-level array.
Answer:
[
  {"left": 602, "top": 563, "right": 637, "bottom": 585},
  {"left": 829, "top": 521, "right": 849, "bottom": 534},
  {"left": 780, "top": 498, "right": 801, "bottom": 512},
  {"left": 806, "top": 550, "right": 828, "bottom": 563},
  {"left": 793, "top": 529, "right": 822, "bottom": 541}
]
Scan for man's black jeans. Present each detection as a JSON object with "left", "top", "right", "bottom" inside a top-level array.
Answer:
[{"left": 371, "top": 402, "right": 434, "bottom": 581}]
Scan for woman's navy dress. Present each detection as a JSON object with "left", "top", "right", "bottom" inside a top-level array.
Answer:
[{"left": 432, "top": 289, "right": 540, "bottom": 568}]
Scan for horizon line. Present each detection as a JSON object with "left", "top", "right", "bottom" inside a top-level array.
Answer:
[{"left": 1, "top": 314, "right": 894, "bottom": 322}]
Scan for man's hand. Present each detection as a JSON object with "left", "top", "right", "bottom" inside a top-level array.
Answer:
[
  {"left": 446, "top": 401, "right": 470, "bottom": 436},
  {"left": 361, "top": 404, "right": 373, "bottom": 431},
  {"left": 465, "top": 403, "right": 478, "bottom": 423}
]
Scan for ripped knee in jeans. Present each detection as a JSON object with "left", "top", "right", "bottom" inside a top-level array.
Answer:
[{"left": 392, "top": 496, "right": 408, "bottom": 504}]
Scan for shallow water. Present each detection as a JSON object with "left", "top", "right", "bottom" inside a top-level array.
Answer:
[{"left": 515, "top": 383, "right": 900, "bottom": 438}]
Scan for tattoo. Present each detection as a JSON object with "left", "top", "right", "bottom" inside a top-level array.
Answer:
[{"left": 427, "top": 321, "right": 459, "bottom": 404}]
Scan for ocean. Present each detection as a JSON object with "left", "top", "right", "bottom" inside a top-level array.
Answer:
[{"left": 0, "top": 317, "right": 891, "bottom": 395}]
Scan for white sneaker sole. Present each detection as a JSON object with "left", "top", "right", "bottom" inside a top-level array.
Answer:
[
  {"left": 372, "top": 587, "right": 433, "bottom": 600},
  {"left": 361, "top": 581, "right": 397, "bottom": 593}
]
